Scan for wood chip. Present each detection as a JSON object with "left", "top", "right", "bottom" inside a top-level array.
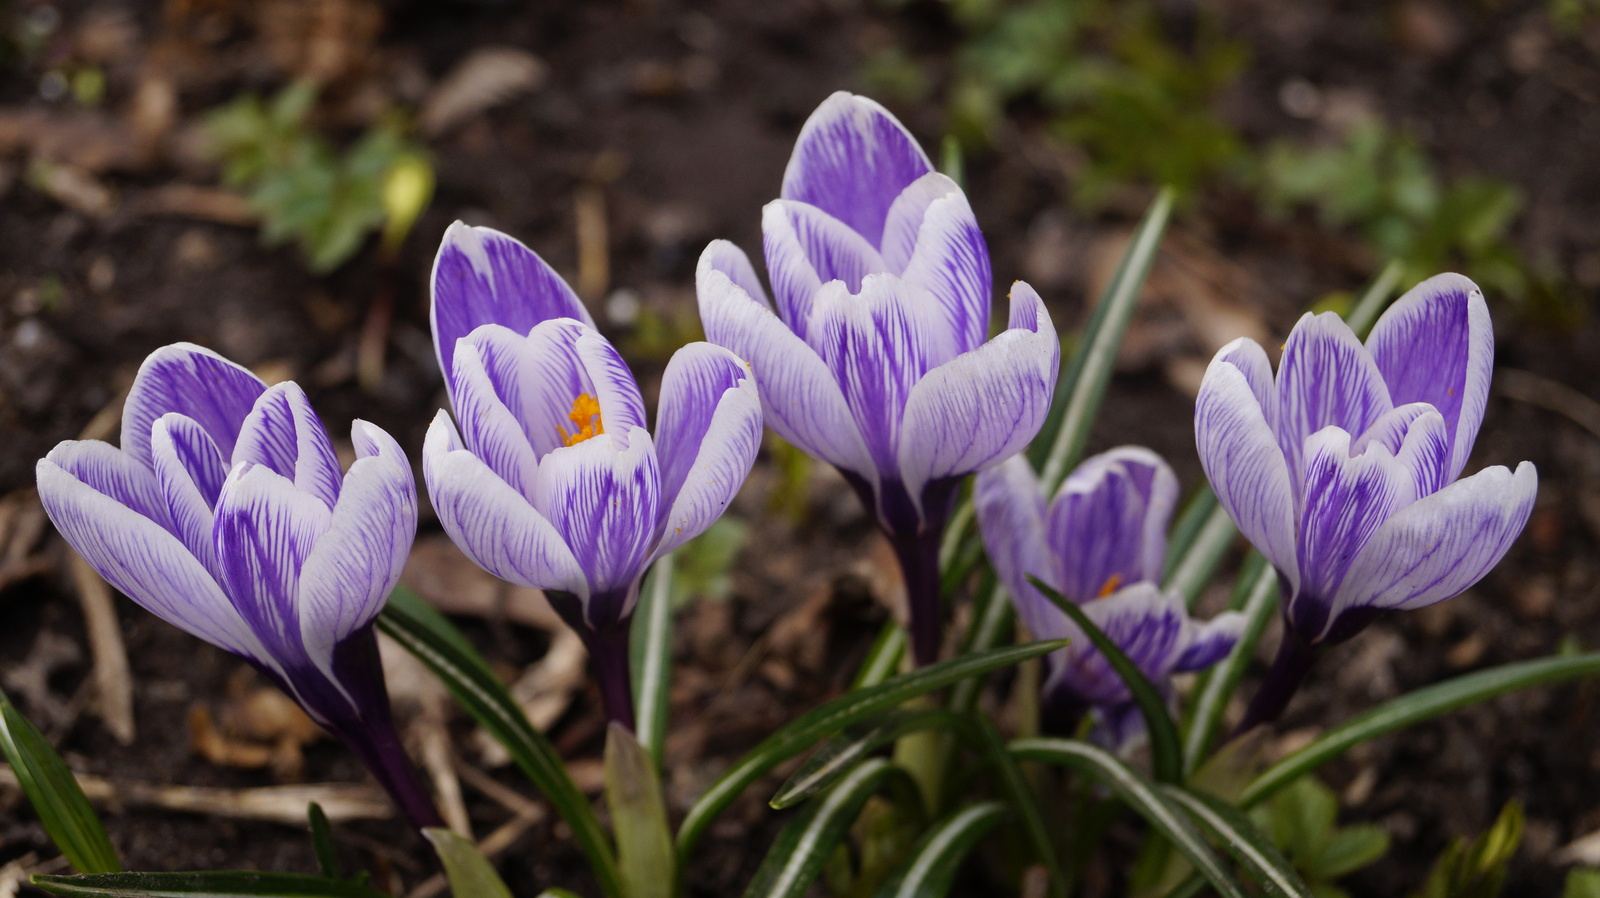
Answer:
[
  {"left": 1554, "top": 828, "right": 1600, "bottom": 865},
  {"left": 420, "top": 47, "right": 547, "bottom": 137},
  {"left": 69, "top": 555, "right": 135, "bottom": 745},
  {"left": 0, "top": 766, "right": 391, "bottom": 824}
]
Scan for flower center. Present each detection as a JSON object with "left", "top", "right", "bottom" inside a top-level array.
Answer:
[
  {"left": 557, "top": 393, "right": 605, "bottom": 446},
  {"left": 1095, "top": 573, "right": 1124, "bottom": 599}
]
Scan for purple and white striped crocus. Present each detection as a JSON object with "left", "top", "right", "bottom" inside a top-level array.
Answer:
[
  {"left": 425, "top": 222, "right": 762, "bottom": 731},
  {"left": 976, "top": 449, "right": 1243, "bottom": 749},
  {"left": 35, "top": 344, "right": 441, "bottom": 829},
  {"left": 697, "top": 91, "right": 1059, "bottom": 665},
  {"left": 1196, "top": 273, "right": 1538, "bottom": 727}
]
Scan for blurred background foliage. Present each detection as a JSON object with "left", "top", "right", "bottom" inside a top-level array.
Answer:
[{"left": 866, "top": 0, "right": 1588, "bottom": 325}]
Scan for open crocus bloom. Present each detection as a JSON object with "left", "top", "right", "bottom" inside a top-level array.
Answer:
[
  {"left": 1195, "top": 273, "right": 1538, "bottom": 726},
  {"left": 698, "top": 91, "right": 1059, "bottom": 665},
  {"left": 36, "top": 344, "right": 440, "bottom": 829},
  {"left": 425, "top": 222, "right": 762, "bottom": 729},
  {"left": 976, "top": 449, "right": 1243, "bottom": 749}
]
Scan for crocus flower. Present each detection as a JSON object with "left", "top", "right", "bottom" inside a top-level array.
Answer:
[
  {"left": 426, "top": 222, "right": 762, "bottom": 730},
  {"left": 36, "top": 344, "right": 441, "bottom": 829},
  {"left": 1195, "top": 273, "right": 1538, "bottom": 726},
  {"left": 976, "top": 449, "right": 1243, "bottom": 748},
  {"left": 697, "top": 91, "right": 1059, "bottom": 665}
]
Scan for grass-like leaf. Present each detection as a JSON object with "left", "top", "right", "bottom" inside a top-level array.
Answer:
[
  {"left": 305, "top": 803, "right": 338, "bottom": 880},
  {"left": 1163, "top": 499, "right": 1237, "bottom": 609},
  {"left": 772, "top": 709, "right": 963, "bottom": 809},
  {"left": 376, "top": 589, "right": 624, "bottom": 898},
  {"left": 1241, "top": 650, "right": 1600, "bottom": 808},
  {"left": 873, "top": 802, "right": 1008, "bottom": 898},
  {"left": 1028, "top": 576, "right": 1183, "bottom": 783},
  {"left": 630, "top": 554, "right": 675, "bottom": 768},
  {"left": 947, "top": 576, "right": 1013, "bottom": 714},
  {"left": 0, "top": 687, "right": 120, "bottom": 874},
  {"left": 1161, "top": 786, "right": 1313, "bottom": 898},
  {"left": 1181, "top": 558, "right": 1276, "bottom": 776},
  {"left": 742, "top": 759, "right": 918, "bottom": 898},
  {"left": 770, "top": 711, "right": 1064, "bottom": 895},
  {"left": 851, "top": 622, "right": 908, "bottom": 691},
  {"left": 675, "top": 639, "right": 1066, "bottom": 860},
  {"left": 424, "top": 829, "right": 514, "bottom": 898},
  {"left": 1344, "top": 259, "right": 1404, "bottom": 337},
  {"left": 1010, "top": 738, "right": 1247, "bottom": 898},
  {"left": 1034, "top": 187, "right": 1174, "bottom": 489},
  {"left": 30, "top": 871, "right": 391, "bottom": 897}
]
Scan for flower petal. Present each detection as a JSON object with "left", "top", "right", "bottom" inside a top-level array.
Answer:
[
  {"left": 1289, "top": 427, "right": 1416, "bottom": 636},
  {"left": 41, "top": 439, "right": 168, "bottom": 526},
  {"left": 450, "top": 333, "right": 543, "bottom": 499},
  {"left": 1174, "top": 612, "right": 1245, "bottom": 672},
  {"left": 1366, "top": 273, "right": 1492, "bottom": 482},
  {"left": 232, "top": 383, "right": 343, "bottom": 511},
  {"left": 780, "top": 91, "right": 933, "bottom": 248},
  {"left": 575, "top": 328, "right": 648, "bottom": 440},
  {"left": 37, "top": 453, "right": 269, "bottom": 666},
  {"left": 651, "top": 343, "right": 763, "bottom": 557},
  {"left": 974, "top": 456, "right": 1064, "bottom": 644},
  {"left": 1047, "top": 583, "right": 1187, "bottom": 707},
  {"left": 811, "top": 273, "right": 957, "bottom": 477},
  {"left": 1332, "top": 461, "right": 1537, "bottom": 618},
  {"left": 1276, "top": 312, "right": 1393, "bottom": 490},
  {"left": 762, "top": 200, "right": 888, "bottom": 338},
  {"left": 700, "top": 239, "right": 773, "bottom": 311},
  {"left": 430, "top": 221, "right": 595, "bottom": 394},
  {"left": 1047, "top": 447, "right": 1177, "bottom": 603},
  {"left": 1195, "top": 347, "right": 1298, "bottom": 591},
  {"left": 1213, "top": 337, "right": 1278, "bottom": 433},
  {"left": 533, "top": 427, "right": 661, "bottom": 627},
  {"left": 213, "top": 463, "right": 333, "bottom": 664},
  {"left": 895, "top": 180, "right": 991, "bottom": 355},
  {"left": 696, "top": 258, "right": 876, "bottom": 482},
  {"left": 121, "top": 343, "right": 267, "bottom": 469},
  {"left": 897, "top": 282, "right": 1059, "bottom": 509},
  {"left": 150, "top": 414, "right": 228, "bottom": 572},
  {"left": 422, "top": 411, "right": 587, "bottom": 595},
  {"left": 298, "top": 422, "right": 417, "bottom": 688}
]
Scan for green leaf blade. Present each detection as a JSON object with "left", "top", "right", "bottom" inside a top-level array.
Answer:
[
  {"left": 874, "top": 802, "right": 1008, "bottom": 898},
  {"left": 0, "top": 689, "right": 121, "bottom": 874},
  {"left": 604, "top": 724, "right": 675, "bottom": 898},
  {"left": 1161, "top": 786, "right": 1314, "bottom": 898},
  {"left": 424, "top": 829, "right": 515, "bottom": 898},
  {"left": 1011, "top": 737, "right": 1247, "bottom": 898},
  {"left": 1242, "top": 651, "right": 1600, "bottom": 808},
  {"left": 376, "top": 590, "right": 623, "bottom": 898},
  {"left": 1028, "top": 576, "right": 1183, "bottom": 783},
  {"left": 630, "top": 555, "right": 675, "bottom": 769},
  {"left": 742, "top": 759, "right": 913, "bottom": 898},
  {"left": 1035, "top": 187, "right": 1174, "bottom": 490},
  {"left": 676, "top": 639, "right": 1066, "bottom": 860},
  {"left": 31, "top": 871, "right": 391, "bottom": 897}
]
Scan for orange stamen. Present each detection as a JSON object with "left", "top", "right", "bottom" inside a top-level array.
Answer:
[
  {"left": 556, "top": 393, "right": 605, "bottom": 446},
  {"left": 1095, "top": 573, "right": 1124, "bottom": 599}
]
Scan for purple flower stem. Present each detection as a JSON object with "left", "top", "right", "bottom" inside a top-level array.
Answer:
[
  {"left": 1235, "top": 624, "right": 1318, "bottom": 735},
  {"left": 585, "top": 622, "right": 637, "bottom": 733},
  {"left": 344, "top": 720, "right": 448, "bottom": 832},
  {"left": 891, "top": 527, "right": 946, "bottom": 668}
]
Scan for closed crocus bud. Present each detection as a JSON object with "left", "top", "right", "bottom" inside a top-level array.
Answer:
[
  {"left": 36, "top": 344, "right": 441, "bottom": 830},
  {"left": 1194, "top": 274, "right": 1538, "bottom": 727},
  {"left": 426, "top": 222, "right": 762, "bottom": 731},
  {"left": 697, "top": 91, "right": 1059, "bottom": 666},
  {"left": 976, "top": 450, "right": 1243, "bottom": 751}
]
